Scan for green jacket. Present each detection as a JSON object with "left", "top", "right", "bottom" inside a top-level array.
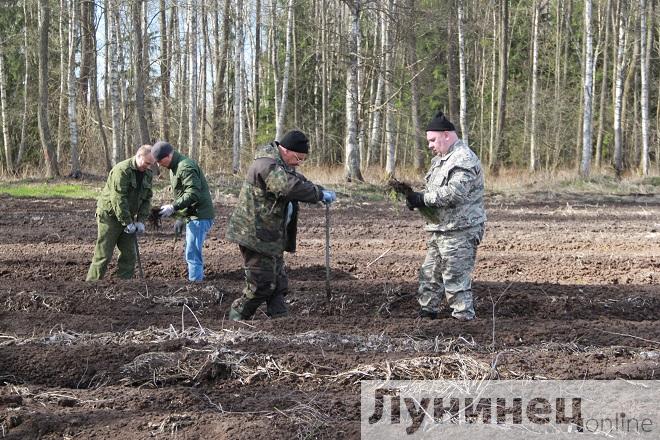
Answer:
[
  {"left": 96, "top": 157, "right": 153, "bottom": 226},
  {"left": 226, "top": 142, "right": 323, "bottom": 256},
  {"left": 168, "top": 151, "right": 215, "bottom": 220}
]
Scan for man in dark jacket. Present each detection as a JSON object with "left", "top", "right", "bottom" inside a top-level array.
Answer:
[
  {"left": 226, "top": 130, "right": 337, "bottom": 320},
  {"left": 152, "top": 141, "right": 215, "bottom": 281},
  {"left": 86, "top": 145, "right": 155, "bottom": 281}
]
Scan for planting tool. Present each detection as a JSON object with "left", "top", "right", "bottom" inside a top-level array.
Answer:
[
  {"left": 325, "top": 203, "right": 331, "bottom": 302},
  {"left": 134, "top": 233, "right": 144, "bottom": 279}
]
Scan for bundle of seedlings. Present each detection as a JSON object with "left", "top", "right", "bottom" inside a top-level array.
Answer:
[{"left": 386, "top": 178, "right": 439, "bottom": 223}]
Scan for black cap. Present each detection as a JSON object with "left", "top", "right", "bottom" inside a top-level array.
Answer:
[
  {"left": 425, "top": 111, "right": 456, "bottom": 132},
  {"left": 279, "top": 130, "right": 310, "bottom": 153},
  {"left": 152, "top": 141, "right": 174, "bottom": 160}
]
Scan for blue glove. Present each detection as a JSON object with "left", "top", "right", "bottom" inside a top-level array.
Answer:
[
  {"left": 321, "top": 190, "right": 337, "bottom": 204},
  {"left": 135, "top": 222, "right": 146, "bottom": 234},
  {"left": 124, "top": 223, "right": 137, "bottom": 234}
]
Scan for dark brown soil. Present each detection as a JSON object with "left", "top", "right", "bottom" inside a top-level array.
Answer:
[{"left": 1, "top": 190, "right": 658, "bottom": 439}]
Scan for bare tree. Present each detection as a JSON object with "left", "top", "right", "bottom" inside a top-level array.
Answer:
[
  {"left": 108, "top": 0, "right": 122, "bottom": 165},
  {"left": 275, "top": 0, "right": 294, "bottom": 140},
  {"left": 457, "top": 0, "right": 468, "bottom": 145},
  {"left": 384, "top": 0, "right": 396, "bottom": 176},
  {"left": 188, "top": 1, "right": 198, "bottom": 160},
  {"left": 580, "top": 0, "right": 594, "bottom": 177},
  {"left": 133, "top": 0, "right": 150, "bottom": 145},
  {"left": 529, "top": 0, "right": 539, "bottom": 172},
  {"left": 67, "top": 0, "right": 81, "bottom": 177},
  {"left": 490, "top": 0, "right": 509, "bottom": 173},
  {"left": 595, "top": 0, "right": 612, "bottom": 168},
  {"left": 613, "top": 0, "right": 628, "bottom": 177},
  {"left": 0, "top": 43, "right": 11, "bottom": 173},
  {"left": 37, "top": 0, "right": 60, "bottom": 177},
  {"left": 344, "top": 0, "right": 364, "bottom": 181},
  {"left": 639, "top": 0, "right": 650, "bottom": 175},
  {"left": 17, "top": 0, "right": 31, "bottom": 168},
  {"left": 232, "top": 0, "right": 243, "bottom": 173}
]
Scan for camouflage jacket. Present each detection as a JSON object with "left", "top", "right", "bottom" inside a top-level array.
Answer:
[
  {"left": 226, "top": 142, "right": 324, "bottom": 256},
  {"left": 422, "top": 139, "right": 486, "bottom": 232},
  {"left": 96, "top": 157, "right": 153, "bottom": 226},
  {"left": 168, "top": 151, "right": 215, "bottom": 220}
]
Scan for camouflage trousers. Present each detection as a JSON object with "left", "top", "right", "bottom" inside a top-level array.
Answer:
[
  {"left": 230, "top": 246, "right": 289, "bottom": 319},
  {"left": 418, "top": 224, "right": 484, "bottom": 319},
  {"left": 86, "top": 212, "right": 137, "bottom": 281}
]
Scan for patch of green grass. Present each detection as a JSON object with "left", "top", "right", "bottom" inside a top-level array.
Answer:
[{"left": 0, "top": 182, "right": 100, "bottom": 199}]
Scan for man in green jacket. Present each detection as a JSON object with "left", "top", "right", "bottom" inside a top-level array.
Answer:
[
  {"left": 152, "top": 141, "right": 215, "bottom": 281},
  {"left": 226, "top": 130, "right": 337, "bottom": 320},
  {"left": 86, "top": 145, "right": 155, "bottom": 281}
]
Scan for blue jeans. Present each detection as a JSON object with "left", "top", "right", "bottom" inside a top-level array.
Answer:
[{"left": 185, "top": 219, "right": 213, "bottom": 281}]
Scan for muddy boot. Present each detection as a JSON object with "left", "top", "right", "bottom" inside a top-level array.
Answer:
[
  {"left": 266, "top": 294, "right": 288, "bottom": 319},
  {"left": 417, "top": 309, "right": 439, "bottom": 319}
]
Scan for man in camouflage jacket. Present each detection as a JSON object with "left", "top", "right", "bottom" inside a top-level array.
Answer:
[
  {"left": 406, "top": 112, "right": 486, "bottom": 321},
  {"left": 226, "top": 130, "right": 337, "bottom": 320},
  {"left": 152, "top": 141, "right": 215, "bottom": 281},
  {"left": 86, "top": 145, "right": 155, "bottom": 281}
]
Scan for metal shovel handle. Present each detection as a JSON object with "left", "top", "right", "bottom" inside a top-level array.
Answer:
[{"left": 325, "top": 203, "right": 331, "bottom": 302}]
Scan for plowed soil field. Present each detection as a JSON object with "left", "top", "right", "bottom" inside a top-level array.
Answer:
[{"left": 1, "top": 189, "right": 658, "bottom": 439}]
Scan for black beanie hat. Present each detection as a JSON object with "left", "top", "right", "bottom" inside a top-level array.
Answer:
[
  {"left": 152, "top": 141, "right": 174, "bottom": 160},
  {"left": 279, "top": 130, "right": 310, "bottom": 154},
  {"left": 426, "top": 111, "right": 456, "bottom": 132}
]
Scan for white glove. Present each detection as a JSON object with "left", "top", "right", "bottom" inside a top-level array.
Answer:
[
  {"left": 159, "top": 204, "right": 175, "bottom": 217},
  {"left": 124, "top": 223, "right": 137, "bottom": 234},
  {"left": 135, "top": 222, "right": 146, "bottom": 234}
]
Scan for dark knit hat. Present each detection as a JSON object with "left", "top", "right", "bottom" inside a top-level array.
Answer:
[
  {"left": 279, "top": 130, "right": 310, "bottom": 153},
  {"left": 426, "top": 111, "right": 456, "bottom": 132},
  {"left": 152, "top": 141, "right": 174, "bottom": 160}
]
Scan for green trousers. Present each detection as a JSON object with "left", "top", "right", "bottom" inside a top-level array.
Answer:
[
  {"left": 229, "top": 245, "right": 289, "bottom": 319},
  {"left": 86, "top": 212, "right": 137, "bottom": 281}
]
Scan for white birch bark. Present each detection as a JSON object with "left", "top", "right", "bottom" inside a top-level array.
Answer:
[
  {"left": 457, "top": 0, "right": 468, "bottom": 145},
  {"left": 0, "top": 44, "right": 11, "bottom": 173},
  {"left": 344, "top": 0, "right": 363, "bottom": 181},
  {"left": 56, "top": 0, "right": 67, "bottom": 162},
  {"left": 580, "top": 0, "right": 594, "bottom": 177},
  {"left": 232, "top": 0, "right": 243, "bottom": 173},
  {"left": 368, "top": 6, "right": 385, "bottom": 168},
  {"left": 67, "top": 0, "right": 80, "bottom": 177},
  {"left": 530, "top": 1, "right": 539, "bottom": 172},
  {"left": 640, "top": 0, "right": 650, "bottom": 175},
  {"left": 188, "top": 2, "right": 198, "bottom": 161},
  {"left": 384, "top": 0, "right": 395, "bottom": 176},
  {"left": 275, "top": 0, "right": 293, "bottom": 140},
  {"left": 17, "top": 0, "right": 30, "bottom": 167},
  {"left": 613, "top": 2, "right": 627, "bottom": 177},
  {"left": 108, "top": 0, "right": 123, "bottom": 165}
]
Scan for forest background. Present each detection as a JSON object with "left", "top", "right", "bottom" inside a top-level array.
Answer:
[{"left": 0, "top": 0, "right": 658, "bottom": 183}]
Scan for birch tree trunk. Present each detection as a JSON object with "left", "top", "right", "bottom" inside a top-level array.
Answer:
[
  {"left": 212, "top": 0, "right": 231, "bottom": 146},
  {"left": 188, "top": 2, "right": 198, "bottom": 160},
  {"left": 17, "top": 0, "right": 31, "bottom": 167},
  {"left": 367, "top": 6, "right": 385, "bottom": 168},
  {"left": 56, "top": 0, "right": 67, "bottom": 162},
  {"left": 67, "top": 0, "right": 81, "bottom": 177},
  {"left": 409, "top": 0, "right": 423, "bottom": 171},
  {"left": 0, "top": 44, "right": 12, "bottom": 173},
  {"left": 580, "top": 0, "right": 594, "bottom": 177},
  {"left": 344, "top": 0, "right": 364, "bottom": 181},
  {"left": 89, "top": 4, "right": 111, "bottom": 172},
  {"left": 457, "top": 0, "right": 468, "bottom": 144},
  {"left": 38, "top": 0, "right": 60, "bottom": 178},
  {"left": 595, "top": 0, "right": 611, "bottom": 168},
  {"left": 108, "top": 0, "right": 123, "bottom": 165},
  {"left": 529, "top": 0, "right": 539, "bottom": 172},
  {"left": 384, "top": 0, "right": 396, "bottom": 176},
  {"left": 639, "top": 0, "right": 650, "bottom": 175},
  {"left": 133, "top": 0, "right": 150, "bottom": 144},
  {"left": 159, "top": 0, "right": 169, "bottom": 140},
  {"left": 232, "top": 0, "right": 243, "bottom": 173},
  {"left": 490, "top": 0, "right": 509, "bottom": 173},
  {"left": 613, "top": 0, "right": 627, "bottom": 177},
  {"left": 275, "top": 0, "right": 293, "bottom": 140}
]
